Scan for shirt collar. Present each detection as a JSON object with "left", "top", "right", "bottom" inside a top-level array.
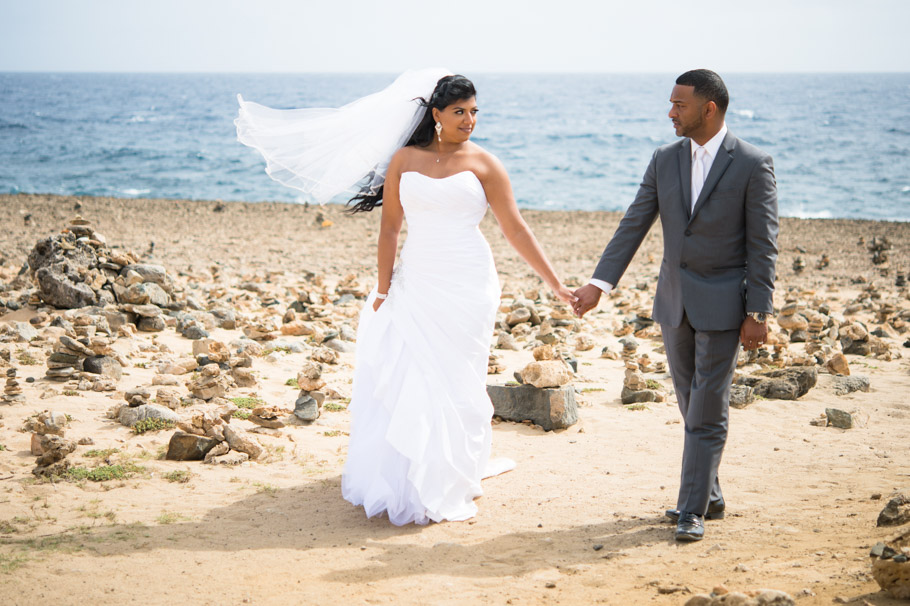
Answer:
[{"left": 691, "top": 123, "right": 727, "bottom": 160}]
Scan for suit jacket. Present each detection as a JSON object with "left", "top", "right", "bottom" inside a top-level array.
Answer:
[{"left": 592, "top": 131, "right": 778, "bottom": 331}]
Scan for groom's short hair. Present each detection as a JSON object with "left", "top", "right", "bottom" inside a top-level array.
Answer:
[{"left": 676, "top": 69, "right": 729, "bottom": 114}]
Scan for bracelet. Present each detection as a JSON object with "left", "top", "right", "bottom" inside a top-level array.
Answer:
[{"left": 375, "top": 293, "right": 388, "bottom": 300}]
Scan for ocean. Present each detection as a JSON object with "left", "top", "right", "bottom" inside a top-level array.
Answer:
[{"left": 1, "top": 72, "right": 908, "bottom": 221}]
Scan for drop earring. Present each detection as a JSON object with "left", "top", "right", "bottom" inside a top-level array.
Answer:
[{"left": 435, "top": 121, "right": 442, "bottom": 142}]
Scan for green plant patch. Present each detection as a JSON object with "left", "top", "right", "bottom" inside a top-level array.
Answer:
[
  {"left": 84, "top": 449, "right": 120, "bottom": 458},
  {"left": 16, "top": 351, "right": 39, "bottom": 365},
  {"left": 163, "top": 470, "right": 192, "bottom": 483},
  {"left": 624, "top": 403, "right": 649, "bottom": 411},
  {"left": 230, "top": 397, "right": 264, "bottom": 409},
  {"left": 65, "top": 462, "right": 145, "bottom": 482},
  {"left": 132, "top": 418, "right": 176, "bottom": 435},
  {"left": 232, "top": 410, "right": 251, "bottom": 420},
  {"left": 285, "top": 378, "right": 299, "bottom": 388},
  {"left": 645, "top": 379, "right": 662, "bottom": 390},
  {"left": 323, "top": 402, "right": 346, "bottom": 412}
]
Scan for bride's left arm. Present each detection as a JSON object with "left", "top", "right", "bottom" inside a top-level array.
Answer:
[{"left": 482, "top": 156, "right": 576, "bottom": 305}]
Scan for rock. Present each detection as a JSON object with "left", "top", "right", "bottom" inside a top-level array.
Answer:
[
  {"left": 506, "top": 307, "right": 532, "bottom": 326},
  {"left": 519, "top": 360, "right": 573, "bottom": 389},
  {"left": 824, "top": 353, "right": 850, "bottom": 376},
  {"left": 310, "top": 347, "right": 338, "bottom": 365},
  {"left": 738, "top": 367, "right": 817, "bottom": 400},
  {"left": 29, "top": 234, "right": 99, "bottom": 308},
  {"left": 294, "top": 392, "right": 320, "bottom": 422},
  {"left": 166, "top": 431, "right": 220, "bottom": 461},
  {"left": 206, "top": 451, "right": 250, "bottom": 466},
  {"left": 323, "top": 338, "right": 355, "bottom": 353},
  {"left": 620, "top": 386, "right": 661, "bottom": 404},
  {"left": 684, "top": 590, "right": 795, "bottom": 606},
  {"left": 34, "top": 435, "right": 77, "bottom": 466},
  {"left": 532, "top": 344, "right": 557, "bottom": 361},
  {"left": 231, "top": 366, "right": 257, "bottom": 387},
  {"left": 118, "top": 403, "right": 179, "bottom": 427},
  {"left": 125, "top": 386, "right": 152, "bottom": 407},
  {"left": 833, "top": 375, "right": 871, "bottom": 395},
  {"left": 155, "top": 387, "right": 182, "bottom": 410},
  {"left": 12, "top": 321, "right": 39, "bottom": 342},
  {"left": 121, "top": 282, "right": 170, "bottom": 306},
  {"left": 871, "top": 529, "right": 910, "bottom": 599},
  {"left": 296, "top": 362, "right": 325, "bottom": 392},
  {"left": 222, "top": 425, "right": 263, "bottom": 460},
  {"left": 575, "top": 335, "right": 595, "bottom": 351},
  {"left": 496, "top": 332, "right": 520, "bottom": 350},
  {"left": 26, "top": 410, "right": 68, "bottom": 436},
  {"left": 202, "top": 441, "right": 230, "bottom": 462},
  {"left": 280, "top": 320, "right": 314, "bottom": 336},
  {"left": 138, "top": 316, "right": 166, "bottom": 332},
  {"left": 777, "top": 312, "right": 809, "bottom": 331},
  {"left": 185, "top": 365, "right": 231, "bottom": 400},
  {"left": 877, "top": 494, "right": 910, "bottom": 527},
  {"left": 179, "top": 321, "right": 209, "bottom": 340},
  {"left": 729, "top": 384, "right": 755, "bottom": 409},
  {"left": 83, "top": 355, "right": 122, "bottom": 381},
  {"left": 249, "top": 406, "right": 287, "bottom": 429},
  {"left": 486, "top": 384, "right": 578, "bottom": 431},
  {"left": 825, "top": 408, "right": 854, "bottom": 429}
]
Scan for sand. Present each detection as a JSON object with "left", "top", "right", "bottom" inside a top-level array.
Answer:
[{"left": 0, "top": 193, "right": 909, "bottom": 605}]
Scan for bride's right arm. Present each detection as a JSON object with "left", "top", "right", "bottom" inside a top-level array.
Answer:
[{"left": 374, "top": 154, "right": 405, "bottom": 310}]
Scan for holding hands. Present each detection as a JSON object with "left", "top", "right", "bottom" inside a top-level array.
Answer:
[{"left": 572, "top": 284, "right": 602, "bottom": 317}]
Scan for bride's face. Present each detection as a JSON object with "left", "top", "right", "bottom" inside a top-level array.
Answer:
[{"left": 434, "top": 97, "right": 478, "bottom": 143}]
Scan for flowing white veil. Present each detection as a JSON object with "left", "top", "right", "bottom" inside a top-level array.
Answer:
[{"left": 235, "top": 68, "right": 451, "bottom": 204}]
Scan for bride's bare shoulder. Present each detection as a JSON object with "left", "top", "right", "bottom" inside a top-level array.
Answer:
[{"left": 467, "top": 143, "right": 508, "bottom": 180}]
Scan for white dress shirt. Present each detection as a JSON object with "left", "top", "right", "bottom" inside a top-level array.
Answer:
[{"left": 588, "top": 124, "right": 728, "bottom": 297}]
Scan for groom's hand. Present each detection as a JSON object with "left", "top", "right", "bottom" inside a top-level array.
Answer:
[
  {"left": 739, "top": 316, "right": 768, "bottom": 350},
  {"left": 572, "top": 284, "right": 602, "bottom": 317}
]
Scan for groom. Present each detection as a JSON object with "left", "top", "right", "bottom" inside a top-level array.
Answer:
[{"left": 573, "top": 69, "right": 778, "bottom": 542}]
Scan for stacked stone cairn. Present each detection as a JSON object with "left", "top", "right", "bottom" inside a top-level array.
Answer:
[
  {"left": 4, "top": 367, "right": 24, "bottom": 404},
  {"left": 26, "top": 410, "right": 76, "bottom": 477}
]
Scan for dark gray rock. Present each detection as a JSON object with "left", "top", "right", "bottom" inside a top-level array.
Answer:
[
  {"left": 211, "top": 308, "right": 237, "bottom": 329},
  {"left": 841, "top": 337, "right": 872, "bottom": 356},
  {"left": 877, "top": 494, "right": 910, "bottom": 527},
  {"left": 729, "top": 384, "right": 755, "bottom": 409},
  {"left": 83, "top": 355, "right": 123, "bottom": 381},
  {"left": 102, "top": 310, "right": 130, "bottom": 333},
  {"left": 487, "top": 384, "right": 577, "bottom": 431},
  {"left": 738, "top": 367, "right": 818, "bottom": 400},
  {"left": 138, "top": 316, "right": 166, "bottom": 332},
  {"left": 166, "top": 431, "right": 220, "bottom": 461},
  {"left": 121, "top": 264, "right": 170, "bottom": 288},
  {"left": 294, "top": 393, "right": 320, "bottom": 422},
  {"left": 833, "top": 375, "right": 871, "bottom": 396},
  {"left": 620, "top": 387, "right": 660, "bottom": 404},
  {"left": 789, "top": 329, "right": 809, "bottom": 343},
  {"left": 124, "top": 386, "right": 152, "bottom": 407},
  {"left": 825, "top": 408, "right": 854, "bottom": 429},
  {"left": 27, "top": 234, "right": 99, "bottom": 309},
  {"left": 180, "top": 321, "right": 209, "bottom": 340}
]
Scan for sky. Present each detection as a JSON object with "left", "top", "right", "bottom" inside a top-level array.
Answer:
[{"left": 1, "top": 0, "right": 908, "bottom": 73}]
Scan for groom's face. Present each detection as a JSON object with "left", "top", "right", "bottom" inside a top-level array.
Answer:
[{"left": 669, "top": 84, "right": 706, "bottom": 139}]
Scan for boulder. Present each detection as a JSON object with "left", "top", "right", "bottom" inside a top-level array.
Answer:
[
  {"left": 294, "top": 392, "right": 320, "bottom": 422},
  {"left": 833, "top": 375, "right": 871, "bottom": 396},
  {"left": 620, "top": 387, "right": 661, "bottom": 404},
  {"left": 222, "top": 425, "right": 263, "bottom": 460},
  {"left": 737, "top": 367, "right": 817, "bottom": 400},
  {"left": 877, "top": 494, "right": 910, "bottom": 527},
  {"left": 119, "top": 403, "right": 179, "bottom": 427},
  {"left": 519, "top": 360, "right": 573, "bottom": 388},
  {"left": 166, "top": 431, "right": 220, "bottom": 461},
  {"left": 871, "top": 530, "right": 910, "bottom": 599},
  {"left": 83, "top": 355, "right": 122, "bottom": 381},
  {"left": 486, "top": 384, "right": 578, "bottom": 431},
  {"left": 34, "top": 435, "right": 77, "bottom": 467},
  {"left": 729, "top": 384, "right": 755, "bottom": 409},
  {"left": 824, "top": 353, "right": 850, "bottom": 376},
  {"left": 825, "top": 408, "right": 854, "bottom": 429}
]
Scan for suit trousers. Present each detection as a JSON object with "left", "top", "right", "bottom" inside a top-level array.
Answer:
[{"left": 661, "top": 314, "right": 741, "bottom": 516}]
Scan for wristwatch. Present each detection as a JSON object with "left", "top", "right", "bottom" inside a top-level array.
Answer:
[{"left": 746, "top": 311, "right": 768, "bottom": 323}]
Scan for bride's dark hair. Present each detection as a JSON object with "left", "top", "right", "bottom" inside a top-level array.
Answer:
[{"left": 347, "top": 74, "right": 476, "bottom": 213}]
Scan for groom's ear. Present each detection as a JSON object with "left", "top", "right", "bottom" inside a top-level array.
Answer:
[{"left": 703, "top": 100, "right": 718, "bottom": 119}]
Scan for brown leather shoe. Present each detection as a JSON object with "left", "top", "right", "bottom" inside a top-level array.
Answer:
[{"left": 665, "top": 499, "right": 725, "bottom": 522}]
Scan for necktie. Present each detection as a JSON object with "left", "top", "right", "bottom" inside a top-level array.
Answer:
[{"left": 692, "top": 146, "right": 707, "bottom": 209}]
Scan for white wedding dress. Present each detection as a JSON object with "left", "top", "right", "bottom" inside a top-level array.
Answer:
[{"left": 341, "top": 170, "right": 514, "bottom": 526}]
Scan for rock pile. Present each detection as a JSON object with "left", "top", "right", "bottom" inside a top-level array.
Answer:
[
  {"left": 621, "top": 368, "right": 664, "bottom": 404},
  {"left": 871, "top": 529, "right": 910, "bottom": 599},
  {"left": 25, "top": 410, "right": 76, "bottom": 476},
  {"left": 685, "top": 587, "right": 794, "bottom": 606},
  {"left": 166, "top": 407, "right": 264, "bottom": 464},
  {"left": 4, "top": 367, "right": 24, "bottom": 404},
  {"left": 294, "top": 361, "right": 327, "bottom": 422}
]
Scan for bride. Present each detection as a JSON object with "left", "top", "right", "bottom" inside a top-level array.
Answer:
[{"left": 236, "top": 69, "right": 575, "bottom": 526}]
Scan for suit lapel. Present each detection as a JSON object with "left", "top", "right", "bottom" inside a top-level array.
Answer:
[
  {"left": 689, "top": 131, "right": 736, "bottom": 223},
  {"left": 678, "top": 139, "right": 692, "bottom": 219}
]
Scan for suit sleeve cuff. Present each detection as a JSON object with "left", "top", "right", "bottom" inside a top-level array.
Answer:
[{"left": 588, "top": 278, "right": 613, "bottom": 295}]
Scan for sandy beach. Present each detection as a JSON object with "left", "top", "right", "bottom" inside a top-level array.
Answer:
[{"left": 1, "top": 192, "right": 909, "bottom": 606}]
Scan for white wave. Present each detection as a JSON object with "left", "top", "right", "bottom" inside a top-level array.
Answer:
[
  {"left": 731, "top": 109, "right": 755, "bottom": 119},
  {"left": 901, "top": 186, "right": 910, "bottom": 193},
  {"left": 121, "top": 188, "right": 150, "bottom": 196},
  {"left": 128, "top": 115, "right": 146, "bottom": 123},
  {"left": 785, "top": 206, "right": 834, "bottom": 219}
]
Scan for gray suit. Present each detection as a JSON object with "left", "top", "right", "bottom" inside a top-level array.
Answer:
[{"left": 593, "top": 130, "right": 778, "bottom": 515}]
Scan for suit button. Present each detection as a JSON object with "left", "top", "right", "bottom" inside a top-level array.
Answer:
[
  {"left": 680, "top": 262, "right": 687, "bottom": 269},
  {"left": 684, "top": 229, "right": 692, "bottom": 236}
]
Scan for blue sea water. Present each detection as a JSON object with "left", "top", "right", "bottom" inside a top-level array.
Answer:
[{"left": 1, "top": 72, "right": 908, "bottom": 221}]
